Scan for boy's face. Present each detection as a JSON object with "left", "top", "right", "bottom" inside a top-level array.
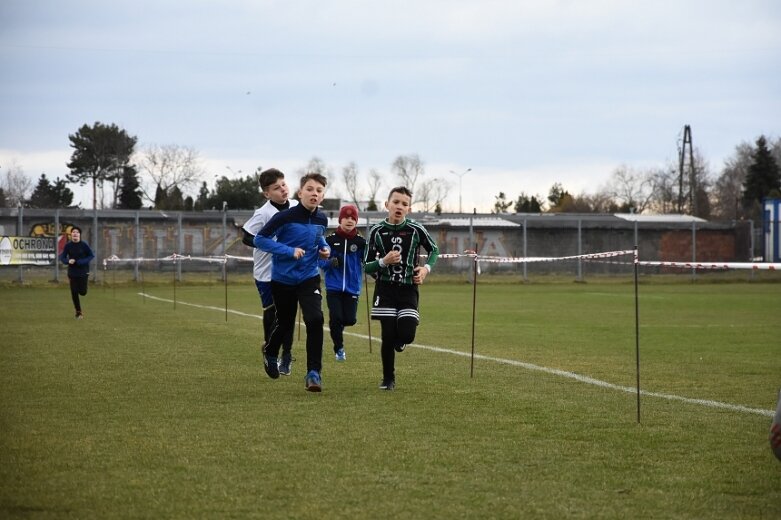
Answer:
[
  {"left": 298, "top": 179, "right": 326, "bottom": 211},
  {"left": 263, "top": 178, "right": 289, "bottom": 205},
  {"left": 70, "top": 229, "right": 81, "bottom": 242},
  {"left": 385, "top": 191, "right": 412, "bottom": 224},
  {"left": 339, "top": 216, "right": 357, "bottom": 233}
]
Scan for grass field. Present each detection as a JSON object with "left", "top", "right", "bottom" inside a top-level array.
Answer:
[{"left": 1, "top": 278, "right": 780, "bottom": 519}]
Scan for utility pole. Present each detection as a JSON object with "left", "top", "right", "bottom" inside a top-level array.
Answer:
[{"left": 678, "top": 125, "right": 694, "bottom": 214}]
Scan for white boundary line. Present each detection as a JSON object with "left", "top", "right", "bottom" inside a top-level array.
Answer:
[{"left": 138, "top": 292, "right": 774, "bottom": 418}]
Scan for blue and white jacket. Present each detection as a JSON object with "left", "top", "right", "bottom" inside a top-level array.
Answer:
[
  {"left": 254, "top": 203, "right": 329, "bottom": 286},
  {"left": 319, "top": 230, "right": 365, "bottom": 296}
]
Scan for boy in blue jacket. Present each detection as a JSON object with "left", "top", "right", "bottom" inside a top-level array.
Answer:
[
  {"left": 319, "top": 205, "right": 366, "bottom": 362},
  {"left": 58, "top": 226, "right": 95, "bottom": 319},
  {"left": 254, "top": 173, "right": 330, "bottom": 392}
]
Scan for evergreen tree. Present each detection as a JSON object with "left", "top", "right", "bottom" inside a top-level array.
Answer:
[
  {"left": 514, "top": 193, "right": 543, "bottom": 213},
  {"left": 168, "top": 186, "right": 184, "bottom": 211},
  {"left": 208, "top": 175, "right": 264, "bottom": 210},
  {"left": 66, "top": 122, "right": 137, "bottom": 209},
  {"left": 742, "top": 135, "right": 781, "bottom": 214},
  {"left": 117, "top": 166, "right": 143, "bottom": 209},
  {"left": 547, "top": 182, "right": 570, "bottom": 208},
  {"left": 28, "top": 174, "right": 74, "bottom": 208},
  {"left": 492, "top": 192, "right": 512, "bottom": 213},
  {"left": 0, "top": 187, "right": 6, "bottom": 208},
  {"left": 194, "top": 181, "right": 210, "bottom": 211},
  {"left": 154, "top": 185, "right": 167, "bottom": 209}
]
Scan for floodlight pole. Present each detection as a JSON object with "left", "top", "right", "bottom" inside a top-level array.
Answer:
[{"left": 449, "top": 168, "right": 471, "bottom": 213}]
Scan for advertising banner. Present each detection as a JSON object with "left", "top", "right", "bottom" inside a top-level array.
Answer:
[{"left": 0, "top": 236, "right": 57, "bottom": 265}]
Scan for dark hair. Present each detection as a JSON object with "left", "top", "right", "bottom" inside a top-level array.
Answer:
[
  {"left": 300, "top": 172, "right": 327, "bottom": 189},
  {"left": 71, "top": 226, "right": 82, "bottom": 234},
  {"left": 387, "top": 186, "right": 412, "bottom": 201},
  {"left": 259, "top": 168, "right": 285, "bottom": 191}
]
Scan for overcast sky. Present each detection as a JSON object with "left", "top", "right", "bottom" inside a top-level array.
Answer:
[{"left": 1, "top": 0, "right": 779, "bottom": 211}]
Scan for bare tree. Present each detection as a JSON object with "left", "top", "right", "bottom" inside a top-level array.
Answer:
[
  {"left": 366, "top": 169, "right": 383, "bottom": 211},
  {"left": 391, "top": 154, "right": 424, "bottom": 198},
  {"left": 138, "top": 144, "right": 205, "bottom": 204},
  {"left": 342, "top": 161, "right": 361, "bottom": 206},
  {"left": 1, "top": 161, "right": 33, "bottom": 207},
  {"left": 605, "top": 165, "right": 655, "bottom": 213},
  {"left": 645, "top": 167, "right": 678, "bottom": 214},
  {"left": 712, "top": 141, "right": 757, "bottom": 220},
  {"left": 299, "top": 156, "right": 332, "bottom": 176},
  {"left": 417, "top": 178, "right": 452, "bottom": 213},
  {"left": 297, "top": 156, "right": 336, "bottom": 198}
]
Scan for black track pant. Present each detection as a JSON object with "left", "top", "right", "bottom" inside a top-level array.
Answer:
[
  {"left": 371, "top": 282, "right": 420, "bottom": 382},
  {"left": 265, "top": 276, "right": 324, "bottom": 373},
  {"left": 69, "top": 275, "right": 89, "bottom": 313},
  {"left": 326, "top": 291, "right": 359, "bottom": 353}
]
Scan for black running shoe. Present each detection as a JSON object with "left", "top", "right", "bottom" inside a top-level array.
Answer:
[
  {"left": 278, "top": 354, "right": 293, "bottom": 376},
  {"left": 394, "top": 343, "right": 406, "bottom": 353},
  {"left": 263, "top": 351, "right": 279, "bottom": 379},
  {"left": 379, "top": 379, "right": 395, "bottom": 391}
]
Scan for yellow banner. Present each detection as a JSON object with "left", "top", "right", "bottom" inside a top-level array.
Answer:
[{"left": 0, "top": 236, "right": 57, "bottom": 266}]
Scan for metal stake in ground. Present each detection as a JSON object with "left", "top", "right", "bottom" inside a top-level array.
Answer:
[
  {"left": 634, "top": 245, "right": 641, "bottom": 424},
  {"left": 470, "top": 248, "right": 478, "bottom": 378},
  {"left": 364, "top": 270, "right": 373, "bottom": 353}
]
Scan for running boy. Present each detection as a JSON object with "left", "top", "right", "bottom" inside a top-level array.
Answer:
[
  {"left": 363, "top": 186, "right": 439, "bottom": 390},
  {"left": 254, "top": 173, "right": 330, "bottom": 392},
  {"left": 58, "top": 226, "right": 95, "bottom": 319},
  {"left": 319, "top": 205, "right": 366, "bottom": 362},
  {"left": 242, "top": 168, "right": 298, "bottom": 375}
]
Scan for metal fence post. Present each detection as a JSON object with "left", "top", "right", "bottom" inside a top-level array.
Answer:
[
  {"left": 577, "top": 218, "right": 583, "bottom": 282},
  {"left": 221, "top": 202, "right": 227, "bottom": 282},
  {"left": 92, "top": 209, "right": 99, "bottom": 284},
  {"left": 522, "top": 218, "right": 528, "bottom": 282},
  {"left": 54, "top": 209, "right": 60, "bottom": 283},
  {"left": 17, "top": 205, "right": 23, "bottom": 283},
  {"left": 134, "top": 211, "right": 140, "bottom": 281},
  {"left": 691, "top": 221, "right": 696, "bottom": 281},
  {"left": 177, "top": 212, "right": 183, "bottom": 282}
]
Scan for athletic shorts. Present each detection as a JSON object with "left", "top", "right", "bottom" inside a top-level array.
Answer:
[
  {"left": 254, "top": 279, "right": 274, "bottom": 309},
  {"left": 370, "top": 281, "right": 419, "bottom": 322}
]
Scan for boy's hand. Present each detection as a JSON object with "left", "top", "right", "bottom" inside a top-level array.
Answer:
[
  {"left": 384, "top": 250, "right": 401, "bottom": 265},
  {"left": 413, "top": 266, "right": 428, "bottom": 285},
  {"left": 68, "top": 259, "right": 75, "bottom": 265},
  {"left": 329, "top": 257, "right": 340, "bottom": 268},
  {"left": 292, "top": 247, "right": 305, "bottom": 259},
  {"left": 318, "top": 248, "right": 330, "bottom": 260}
]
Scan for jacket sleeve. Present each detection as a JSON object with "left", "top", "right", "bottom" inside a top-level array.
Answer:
[
  {"left": 77, "top": 244, "right": 95, "bottom": 266},
  {"left": 253, "top": 234, "right": 295, "bottom": 257},
  {"left": 58, "top": 244, "right": 69, "bottom": 265},
  {"left": 363, "top": 227, "right": 381, "bottom": 275},
  {"left": 241, "top": 228, "right": 256, "bottom": 247}
]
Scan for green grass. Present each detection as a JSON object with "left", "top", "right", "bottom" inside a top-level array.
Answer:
[{"left": 1, "top": 279, "right": 780, "bottom": 519}]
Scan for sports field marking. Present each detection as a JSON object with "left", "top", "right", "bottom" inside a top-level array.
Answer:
[{"left": 138, "top": 292, "right": 774, "bottom": 418}]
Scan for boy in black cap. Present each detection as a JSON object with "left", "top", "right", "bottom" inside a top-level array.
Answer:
[{"left": 58, "top": 226, "right": 95, "bottom": 319}]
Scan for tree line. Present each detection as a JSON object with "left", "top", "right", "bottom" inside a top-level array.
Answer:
[
  {"left": 1, "top": 121, "right": 779, "bottom": 223},
  {"left": 492, "top": 135, "right": 781, "bottom": 222}
]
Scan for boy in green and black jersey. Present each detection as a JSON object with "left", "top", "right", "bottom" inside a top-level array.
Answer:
[{"left": 364, "top": 186, "right": 439, "bottom": 390}]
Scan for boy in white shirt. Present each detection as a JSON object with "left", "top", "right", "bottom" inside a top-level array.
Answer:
[{"left": 242, "top": 169, "right": 299, "bottom": 376}]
